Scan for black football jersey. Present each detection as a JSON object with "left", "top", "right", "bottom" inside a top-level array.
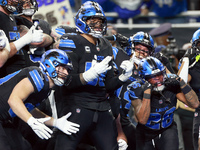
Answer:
[
  {"left": 188, "top": 53, "right": 200, "bottom": 111},
  {"left": 58, "top": 33, "right": 123, "bottom": 111},
  {"left": 14, "top": 17, "right": 54, "bottom": 67},
  {"left": 114, "top": 47, "right": 141, "bottom": 126},
  {"left": 0, "top": 12, "right": 26, "bottom": 77},
  {"left": 130, "top": 77, "right": 181, "bottom": 139},
  {"left": 0, "top": 66, "right": 50, "bottom": 121}
]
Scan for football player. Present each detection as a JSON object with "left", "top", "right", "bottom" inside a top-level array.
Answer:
[
  {"left": 178, "top": 28, "right": 200, "bottom": 150},
  {"left": 0, "top": 49, "right": 80, "bottom": 149},
  {"left": 0, "top": 0, "right": 43, "bottom": 77},
  {"left": 14, "top": 0, "right": 54, "bottom": 66},
  {"left": 53, "top": 1, "right": 133, "bottom": 150},
  {"left": 128, "top": 56, "right": 199, "bottom": 150},
  {"left": 113, "top": 31, "right": 154, "bottom": 150}
]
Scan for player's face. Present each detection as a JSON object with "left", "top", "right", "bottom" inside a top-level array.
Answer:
[
  {"left": 55, "top": 65, "right": 69, "bottom": 79},
  {"left": 7, "top": 0, "right": 19, "bottom": 8},
  {"left": 86, "top": 17, "right": 104, "bottom": 32},
  {"left": 22, "top": 0, "right": 32, "bottom": 9},
  {"left": 134, "top": 44, "right": 149, "bottom": 60},
  {"left": 147, "top": 73, "right": 164, "bottom": 87}
]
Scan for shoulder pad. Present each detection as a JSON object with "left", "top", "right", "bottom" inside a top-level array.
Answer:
[
  {"left": 29, "top": 69, "right": 45, "bottom": 92},
  {"left": 59, "top": 36, "right": 76, "bottom": 50}
]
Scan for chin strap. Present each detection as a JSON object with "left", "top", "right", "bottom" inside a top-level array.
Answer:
[{"left": 53, "top": 77, "right": 64, "bottom": 86}]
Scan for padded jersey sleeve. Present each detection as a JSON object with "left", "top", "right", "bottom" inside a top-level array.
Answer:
[{"left": 27, "top": 67, "right": 49, "bottom": 93}]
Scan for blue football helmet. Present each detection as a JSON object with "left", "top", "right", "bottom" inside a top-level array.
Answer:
[
  {"left": 0, "top": 0, "right": 23, "bottom": 13},
  {"left": 75, "top": 1, "right": 107, "bottom": 38},
  {"left": 191, "top": 29, "right": 200, "bottom": 50},
  {"left": 138, "top": 56, "right": 166, "bottom": 91},
  {"left": 131, "top": 31, "right": 154, "bottom": 55},
  {"left": 40, "top": 49, "right": 73, "bottom": 86}
]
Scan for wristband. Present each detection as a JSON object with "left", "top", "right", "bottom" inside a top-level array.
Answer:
[
  {"left": 181, "top": 85, "right": 192, "bottom": 94},
  {"left": 180, "top": 79, "right": 186, "bottom": 87},
  {"left": 143, "top": 93, "right": 151, "bottom": 99}
]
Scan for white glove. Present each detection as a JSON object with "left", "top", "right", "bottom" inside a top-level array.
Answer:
[
  {"left": 0, "top": 30, "right": 10, "bottom": 52},
  {"left": 27, "top": 117, "right": 53, "bottom": 140},
  {"left": 53, "top": 112, "right": 80, "bottom": 135},
  {"left": 83, "top": 56, "right": 112, "bottom": 82},
  {"left": 118, "top": 60, "right": 133, "bottom": 82},
  {"left": 13, "top": 23, "right": 43, "bottom": 51},
  {"left": 118, "top": 139, "right": 128, "bottom": 150},
  {"left": 31, "top": 29, "right": 43, "bottom": 43}
]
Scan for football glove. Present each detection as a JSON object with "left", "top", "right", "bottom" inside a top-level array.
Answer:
[
  {"left": 118, "top": 60, "right": 133, "bottom": 82},
  {"left": 113, "top": 33, "right": 129, "bottom": 48},
  {"left": 165, "top": 74, "right": 181, "bottom": 88},
  {"left": 13, "top": 23, "right": 43, "bottom": 51},
  {"left": 53, "top": 112, "right": 80, "bottom": 135},
  {"left": 27, "top": 117, "right": 53, "bottom": 140},
  {"left": 0, "top": 30, "right": 10, "bottom": 52},
  {"left": 127, "top": 80, "right": 151, "bottom": 100},
  {"left": 153, "top": 52, "right": 169, "bottom": 66},
  {"left": 83, "top": 56, "right": 112, "bottom": 82},
  {"left": 118, "top": 139, "right": 128, "bottom": 150}
]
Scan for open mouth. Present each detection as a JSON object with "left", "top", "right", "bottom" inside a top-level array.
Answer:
[{"left": 156, "top": 82, "right": 162, "bottom": 86}]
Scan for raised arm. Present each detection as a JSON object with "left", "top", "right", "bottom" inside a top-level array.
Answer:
[{"left": 128, "top": 80, "right": 152, "bottom": 124}]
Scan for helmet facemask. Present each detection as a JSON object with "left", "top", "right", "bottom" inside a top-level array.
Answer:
[
  {"left": 51, "top": 64, "right": 72, "bottom": 86},
  {"left": 139, "top": 56, "right": 166, "bottom": 92},
  {"left": 131, "top": 32, "right": 154, "bottom": 58},
  {"left": 5, "top": 0, "right": 23, "bottom": 12},
  {"left": 86, "top": 16, "right": 107, "bottom": 38},
  {"left": 75, "top": 1, "right": 107, "bottom": 38},
  {"left": 17, "top": 0, "right": 38, "bottom": 16},
  {"left": 145, "top": 70, "right": 167, "bottom": 92}
]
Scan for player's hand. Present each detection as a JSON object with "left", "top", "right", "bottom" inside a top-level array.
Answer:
[
  {"left": 127, "top": 80, "right": 143, "bottom": 100},
  {"left": 83, "top": 56, "right": 112, "bottom": 82},
  {"left": 24, "top": 23, "right": 43, "bottom": 44},
  {"left": 153, "top": 52, "right": 169, "bottom": 66},
  {"left": 127, "top": 80, "right": 151, "bottom": 99},
  {"left": 143, "top": 80, "right": 152, "bottom": 92},
  {"left": 165, "top": 74, "right": 181, "bottom": 88},
  {"left": 114, "top": 33, "right": 129, "bottom": 48},
  {"left": 31, "top": 22, "right": 43, "bottom": 43},
  {"left": 53, "top": 112, "right": 80, "bottom": 135},
  {"left": 118, "top": 139, "right": 128, "bottom": 150},
  {"left": 93, "top": 55, "right": 112, "bottom": 74},
  {"left": 27, "top": 117, "right": 53, "bottom": 140},
  {"left": 13, "top": 22, "right": 44, "bottom": 51},
  {"left": 0, "top": 30, "right": 10, "bottom": 52},
  {"left": 118, "top": 60, "right": 133, "bottom": 82}
]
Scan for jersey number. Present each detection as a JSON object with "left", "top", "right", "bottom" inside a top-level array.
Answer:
[
  {"left": 85, "top": 62, "right": 105, "bottom": 87},
  {"left": 145, "top": 106, "right": 176, "bottom": 130}
]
